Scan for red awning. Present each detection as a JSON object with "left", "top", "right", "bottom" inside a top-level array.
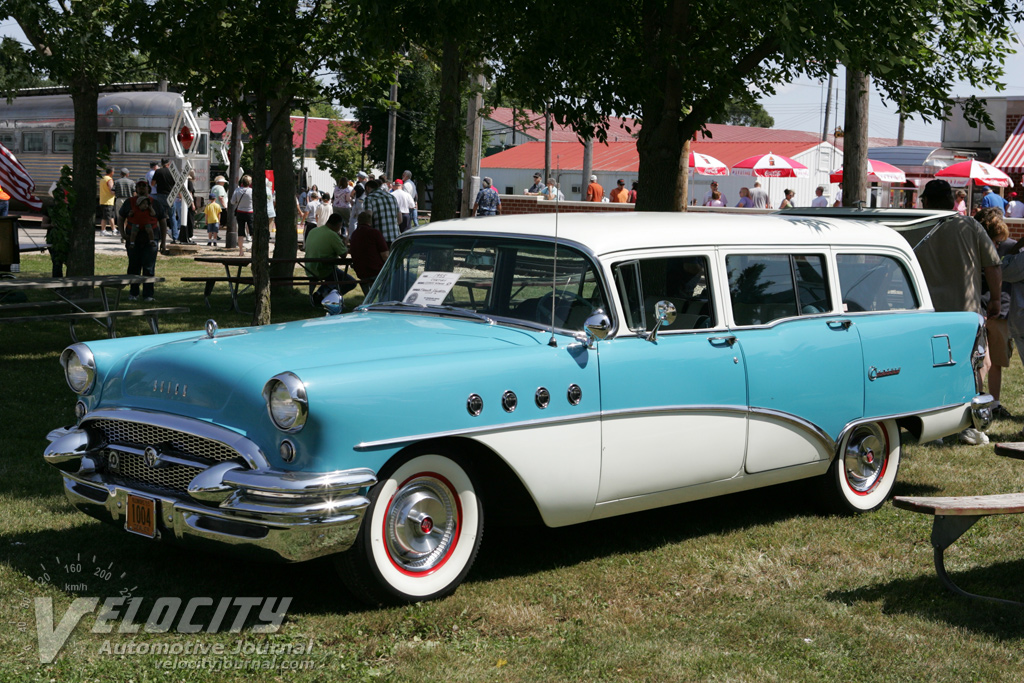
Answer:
[{"left": 992, "top": 118, "right": 1024, "bottom": 173}]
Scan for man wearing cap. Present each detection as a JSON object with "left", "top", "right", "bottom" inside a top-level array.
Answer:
[
  {"left": 1006, "top": 192, "right": 1024, "bottom": 219},
  {"left": 391, "top": 178, "right": 414, "bottom": 232},
  {"left": 980, "top": 186, "right": 1008, "bottom": 212},
  {"left": 702, "top": 181, "right": 727, "bottom": 207},
  {"left": 918, "top": 178, "right": 1002, "bottom": 445},
  {"left": 472, "top": 177, "right": 501, "bottom": 216},
  {"left": 210, "top": 175, "right": 228, "bottom": 210},
  {"left": 525, "top": 173, "right": 544, "bottom": 195},
  {"left": 585, "top": 175, "right": 604, "bottom": 202},
  {"left": 610, "top": 178, "right": 630, "bottom": 203}
]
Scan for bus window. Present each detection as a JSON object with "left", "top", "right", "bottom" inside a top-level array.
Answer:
[
  {"left": 97, "top": 131, "right": 119, "bottom": 154},
  {"left": 53, "top": 131, "right": 74, "bottom": 153},
  {"left": 0, "top": 132, "right": 13, "bottom": 148},
  {"left": 22, "top": 131, "right": 44, "bottom": 152},
  {"left": 126, "top": 132, "right": 166, "bottom": 154}
]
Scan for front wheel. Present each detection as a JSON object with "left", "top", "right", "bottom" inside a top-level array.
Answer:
[
  {"left": 820, "top": 420, "right": 900, "bottom": 513},
  {"left": 336, "top": 451, "right": 483, "bottom": 606}
]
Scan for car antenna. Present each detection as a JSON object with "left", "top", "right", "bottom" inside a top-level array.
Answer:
[{"left": 548, "top": 158, "right": 561, "bottom": 347}]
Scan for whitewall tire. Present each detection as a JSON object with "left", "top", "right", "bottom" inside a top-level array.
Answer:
[
  {"left": 337, "top": 451, "right": 483, "bottom": 605},
  {"left": 822, "top": 420, "right": 900, "bottom": 513}
]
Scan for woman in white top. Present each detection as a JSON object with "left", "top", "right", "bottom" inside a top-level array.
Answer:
[{"left": 232, "top": 175, "right": 254, "bottom": 249}]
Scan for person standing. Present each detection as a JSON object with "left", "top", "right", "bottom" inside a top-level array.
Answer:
[
  {"left": 113, "top": 169, "right": 134, "bottom": 241},
  {"left": 779, "top": 189, "right": 796, "bottom": 209},
  {"left": 702, "top": 181, "right": 727, "bottom": 207},
  {"left": 349, "top": 171, "right": 368, "bottom": 236},
  {"left": 917, "top": 179, "right": 1001, "bottom": 445},
  {"left": 1006, "top": 192, "right": 1024, "bottom": 219},
  {"left": 145, "top": 161, "right": 158, "bottom": 196},
  {"left": 749, "top": 181, "right": 769, "bottom": 209},
  {"left": 232, "top": 175, "right": 254, "bottom": 253},
  {"left": 954, "top": 189, "right": 968, "bottom": 216},
  {"left": 210, "top": 175, "right": 228, "bottom": 210},
  {"left": 349, "top": 210, "right": 389, "bottom": 294},
  {"left": 585, "top": 175, "right": 604, "bottom": 202},
  {"left": 362, "top": 179, "right": 401, "bottom": 245},
  {"left": 472, "top": 177, "right": 501, "bottom": 216},
  {"left": 151, "top": 158, "right": 178, "bottom": 241},
  {"left": 180, "top": 169, "right": 197, "bottom": 244},
  {"left": 610, "top": 179, "right": 630, "bottom": 203},
  {"left": 203, "top": 195, "right": 222, "bottom": 246},
  {"left": 98, "top": 167, "right": 116, "bottom": 237},
  {"left": 332, "top": 176, "right": 352, "bottom": 229},
  {"left": 392, "top": 179, "right": 415, "bottom": 231},
  {"left": 975, "top": 207, "right": 1016, "bottom": 420},
  {"left": 402, "top": 170, "right": 419, "bottom": 227},
  {"left": 735, "top": 187, "right": 753, "bottom": 208},
  {"left": 811, "top": 186, "right": 829, "bottom": 207},
  {"left": 628, "top": 181, "right": 638, "bottom": 204},
  {"left": 980, "top": 186, "right": 1007, "bottom": 212},
  {"left": 119, "top": 179, "right": 167, "bottom": 302}
]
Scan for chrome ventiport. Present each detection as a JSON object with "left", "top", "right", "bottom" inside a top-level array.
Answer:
[
  {"left": 535, "top": 387, "right": 550, "bottom": 409},
  {"left": 467, "top": 394, "right": 483, "bottom": 416},
  {"left": 567, "top": 384, "right": 582, "bottom": 406}
]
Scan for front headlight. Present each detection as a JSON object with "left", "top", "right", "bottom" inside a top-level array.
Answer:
[
  {"left": 262, "top": 372, "right": 308, "bottom": 432},
  {"left": 60, "top": 344, "right": 96, "bottom": 395}
]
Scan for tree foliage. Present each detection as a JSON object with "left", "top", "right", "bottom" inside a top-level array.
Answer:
[
  {"left": 314, "top": 121, "right": 364, "bottom": 181},
  {"left": 710, "top": 96, "right": 775, "bottom": 129}
]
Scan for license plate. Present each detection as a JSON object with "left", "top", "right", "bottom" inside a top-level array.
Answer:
[{"left": 125, "top": 494, "right": 156, "bottom": 538}]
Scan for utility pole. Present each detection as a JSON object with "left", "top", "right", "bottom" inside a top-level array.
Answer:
[
  {"left": 821, "top": 72, "right": 834, "bottom": 142},
  {"left": 843, "top": 70, "right": 870, "bottom": 208},
  {"left": 544, "top": 104, "right": 552, "bottom": 183},
  {"left": 386, "top": 76, "right": 399, "bottom": 181},
  {"left": 897, "top": 114, "right": 906, "bottom": 146},
  {"left": 461, "top": 72, "right": 485, "bottom": 218}
]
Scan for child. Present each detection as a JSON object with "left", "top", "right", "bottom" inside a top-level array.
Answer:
[{"left": 204, "top": 197, "right": 222, "bottom": 246}]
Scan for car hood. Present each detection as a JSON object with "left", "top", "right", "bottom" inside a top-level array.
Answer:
[{"left": 108, "top": 311, "right": 545, "bottom": 413}]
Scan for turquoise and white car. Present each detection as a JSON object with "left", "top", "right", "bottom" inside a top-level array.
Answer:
[{"left": 44, "top": 212, "right": 993, "bottom": 605}]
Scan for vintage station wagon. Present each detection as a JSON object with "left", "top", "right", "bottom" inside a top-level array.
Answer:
[{"left": 44, "top": 212, "right": 993, "bottom": 605}]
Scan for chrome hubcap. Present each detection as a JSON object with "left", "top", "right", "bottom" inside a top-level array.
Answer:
[
  {"left": 385, "top": 476, "right": 458, "bottom": 572},
  {"left": 844, "top": 424, "right": 887, "bottom": 493}
]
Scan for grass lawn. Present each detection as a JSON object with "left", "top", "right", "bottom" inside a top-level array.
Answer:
[{"left": 2, "top": 252, "right": 1024, "bottom": 682}]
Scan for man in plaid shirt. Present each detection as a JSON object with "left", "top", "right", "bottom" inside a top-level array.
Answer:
[{"left": 363, "top": 179, "right": 401, "bottom": 245}]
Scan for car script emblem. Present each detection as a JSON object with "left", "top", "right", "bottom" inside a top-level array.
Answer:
[{"left": 867, "top": 366, "right": 901, "bottom": 382}]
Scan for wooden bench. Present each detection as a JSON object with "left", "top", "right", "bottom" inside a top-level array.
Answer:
[
  {"left": 893, "top": 493, "right": 1024, "bottom": 606},
  {"left": 181, "top": 274, "right": 368, "bottom": 311},
  {"left": 0, "top": 306, "right": 188, "bottom": 341},
  {"left": 0, "top": 298, "right": 102, "bottom": 311}
]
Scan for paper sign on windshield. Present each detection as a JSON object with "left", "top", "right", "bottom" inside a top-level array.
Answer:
[{"left": 403, "top": 271, "right": 461, "bottom": 306}]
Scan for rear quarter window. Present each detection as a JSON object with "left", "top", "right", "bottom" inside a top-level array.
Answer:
[
  {"left": 836, "top": 254, "right": 919, "bottom": 312},
  {"left": 726, "top": 253, "right": 830, "bottom": 325}
]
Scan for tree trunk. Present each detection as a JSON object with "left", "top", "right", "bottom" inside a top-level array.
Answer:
[
  {"left": 431, "top": 36, "right": 464, "bottom": 221},
  {"left": 270, "top": 97, "right": 298, "bottom": 278},
  {"left": 635, "top": 0, "right": 689, "bottom": 212},
  {"left": 581, "top": 135, "right": 593, "bottom": 201},
  {"left": 843, "top": 70, "right": 870, "bottom": 207},
  {"left": 67, "top": 80, "right": 99, "bottom": 276},
  {"left": 249, "top": 110, "right": 271, "bottom": 326}
]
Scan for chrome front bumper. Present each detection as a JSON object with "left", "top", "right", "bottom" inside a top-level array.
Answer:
[
  {"left": 44, "top": 425, "right": 376, "bottom": 563},
  {"left": 971, "top": 393, "right": 995, "bottom": 432}
]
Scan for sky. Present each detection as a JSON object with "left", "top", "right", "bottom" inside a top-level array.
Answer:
[
  {"left": 759, "top": 24, "right": 1024, "bottom": 143},
  {"left": 3, "top": 16, "right": 1023, "bottom": 145}
]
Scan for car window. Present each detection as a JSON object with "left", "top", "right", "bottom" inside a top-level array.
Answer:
[
  {"left": 727, "top": 253, "right": 830, "bottom": 325},
  {"left": 836, "top": 253, "right": 919, "bottom": 312},
  {"left": 368, "top": 236, "right": 608, "bottom": 332},
  {"left": 614, "top": 255, "right": 714, "bottom": 332}
]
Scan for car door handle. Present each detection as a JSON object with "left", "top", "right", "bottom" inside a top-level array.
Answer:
[
  {"left": 826, "top": 319, "right": 853, "bottom": 330},
  {"left": 708, "top": 336, "right": 737, "bottom": 347}
]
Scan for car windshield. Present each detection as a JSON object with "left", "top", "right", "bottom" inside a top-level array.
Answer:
[{"left": 361, "top": 235, "right": 609, "bottom": 332}]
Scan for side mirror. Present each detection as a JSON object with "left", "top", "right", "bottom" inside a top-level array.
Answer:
[
  {"left": 582, "top": 310, "right": 611, "bottom": 347},
  {"left": 646, "top": 300, "right": 676, "bottom": 342},
  {"left": 322, "top": 290, "right": 344, "bottom": 316}
]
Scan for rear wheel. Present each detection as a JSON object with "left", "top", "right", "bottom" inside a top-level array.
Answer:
[
  {"left": 337, "top": 450, "right": 483, "bottom": 606},
  {"left": 820, "top": 420, "right": 900, "bottom": 513}
]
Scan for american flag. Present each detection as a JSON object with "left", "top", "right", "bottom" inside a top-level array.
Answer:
[{"left": 0, "top": 141, "right": 42, "bottom": 210}]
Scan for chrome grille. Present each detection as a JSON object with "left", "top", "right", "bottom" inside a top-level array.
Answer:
[
  {"left": 89, "top": 418, "right": 243, "bottom": 493},
  {"left": 89, "top": 419, "right": 239, "bottom": 463},
  {"left": 106, "top": 451, "right": 203, "bottom": 492}
]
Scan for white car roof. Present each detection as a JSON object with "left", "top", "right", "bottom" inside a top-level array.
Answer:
[{"left": 409, "top": 212, "right": 914, "bottom": 257}]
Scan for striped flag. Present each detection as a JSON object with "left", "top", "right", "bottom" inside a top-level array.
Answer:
[{"left": 0, "top": 141, "right": 42, "bottom": 210}]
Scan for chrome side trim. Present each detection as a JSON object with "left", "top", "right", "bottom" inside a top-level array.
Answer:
[
  {"left": 836, "top": 401, "right": 974, "bottom": 452},
  {"left": 81, "top": 408, "right": 269, "bottom": 469},
  {"left": 748, "top": 407, "right": 836, "bottom": 453}
]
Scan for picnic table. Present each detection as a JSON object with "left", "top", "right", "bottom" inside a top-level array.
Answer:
[
  {"left": 892, "top": 442, "right": 1024, "bottom": 606},
  {"left": 184, "top": 255, "right": 365, "bottom": 313},
  {"left": 0, "top": 275, "right": 188, "bottom": 341}
]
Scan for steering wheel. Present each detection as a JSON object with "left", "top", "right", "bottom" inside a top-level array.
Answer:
[{"left": 536, "top": 291, "right": 595, "bottom": 327}]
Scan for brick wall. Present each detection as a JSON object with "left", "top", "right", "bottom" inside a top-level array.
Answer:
[{"left": 500, "top": 195, "right": 635, "bottom": 215}]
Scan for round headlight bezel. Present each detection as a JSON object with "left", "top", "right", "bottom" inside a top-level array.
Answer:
[
  {"left": 60, "top": 344, "right": 96, "bottom": 395},
  {"left": 262, "top": 372, "right": 308, "bottom": 433}
]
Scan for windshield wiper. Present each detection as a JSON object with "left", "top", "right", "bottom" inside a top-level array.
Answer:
[{"left": 356, "top": 300, "right": 494, "bottom": 324}]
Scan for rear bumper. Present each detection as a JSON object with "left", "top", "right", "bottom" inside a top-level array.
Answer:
[
  {"left": 44, "top": 424, "right": 375, "bottom": 563},
  {"left": 971, "top": 393, "right": 995, "bottom": 432}
]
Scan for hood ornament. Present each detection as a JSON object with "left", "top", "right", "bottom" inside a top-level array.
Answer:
[{"left": 205, "top": 319, "right": 218, "bottom": 338}]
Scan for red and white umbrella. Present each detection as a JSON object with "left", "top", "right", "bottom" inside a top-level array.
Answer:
[
  {"left": 732, "top": 152, "right": 809, "bottom": 178},
  {"left": 689, "top": 151, "right": 729, "bottom": 176},
  {"left": 829, "top": 160, "right": 906, "bottom": 184},
  {"left": 935, "top": 159, "right": 1014, "bottom": 187}
]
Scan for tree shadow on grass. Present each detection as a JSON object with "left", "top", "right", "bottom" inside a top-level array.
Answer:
[{"left": 828, "top": 559, "right": 1024, "bottom": 637}]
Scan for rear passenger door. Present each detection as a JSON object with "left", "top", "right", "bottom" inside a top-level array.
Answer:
[{"left": 725, "top": 252, "right": 863, "bottom": 472}]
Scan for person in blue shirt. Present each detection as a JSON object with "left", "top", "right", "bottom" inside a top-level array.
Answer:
[{"left": 980, "top": 186, "right": 1008, "bottom": 212}]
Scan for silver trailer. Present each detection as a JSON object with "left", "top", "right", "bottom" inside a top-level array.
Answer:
[{"left": 0, "top": 88, "right": 211, "bottom": 201}]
